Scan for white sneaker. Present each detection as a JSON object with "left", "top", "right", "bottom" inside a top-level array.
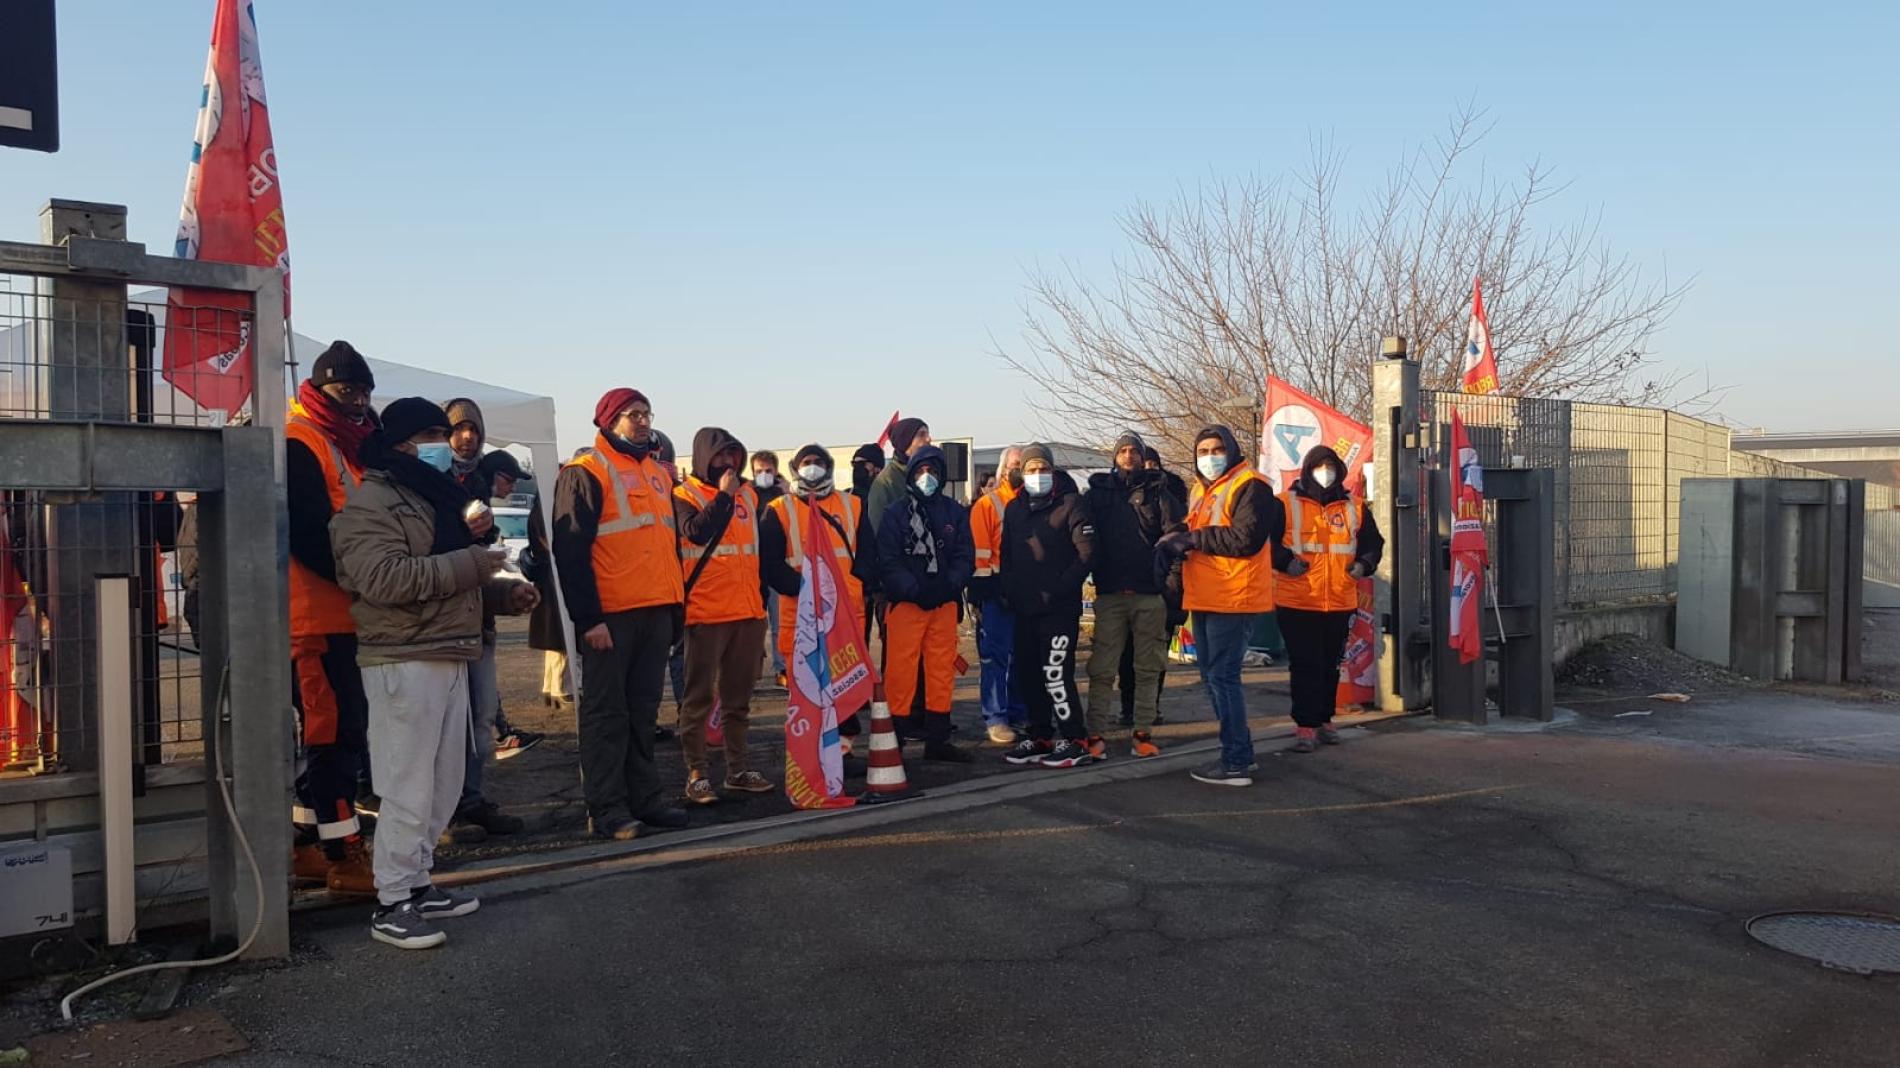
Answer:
[{"left": 986, "top": 723, "right": 1018, "bottom": 745}]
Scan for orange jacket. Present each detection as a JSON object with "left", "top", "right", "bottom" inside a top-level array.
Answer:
[
  {"left": 969, "top": 481, "right": 1019, "bottom": 580},
  {"left": 1275, "top": 490, "right": 1367, "bottom": 613},
  {"left": 1183, "top": 462, "right": 1276, "bottom": 615},
  {"left": 676, "top": 478, "right": 765, "bottom": 626},
  {"left": 565, "top": 435, "right": 685, "bottom": 615},
  {"left": 766, "top": 491, "right": 864, "bottom": 659},
  {"left": 286, "top": 403, "right": 363, "bottom": 637}
]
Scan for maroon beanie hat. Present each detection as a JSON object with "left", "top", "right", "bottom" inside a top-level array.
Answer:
[{"left": 593, "top": 387, "right": 650, "bottom": 430}]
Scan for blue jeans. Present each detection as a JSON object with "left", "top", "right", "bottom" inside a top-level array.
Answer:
[
  {"left": 976, "top": 601, "right": 1025, "bottom": 727},
  {"left": 1193, "top": 611, "right": 1257, "bottom": 771},
  {"left": 764, "top": 595, "right": 786, "bottom": 675},
  {"left": 459, "top": 633, "right": 499, "bottom": 813}
]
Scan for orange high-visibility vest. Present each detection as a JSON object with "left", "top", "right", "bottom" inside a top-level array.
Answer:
[
  {"left": 769, "top": 491, "right": 864, "bottom": 659},
  {"left": 969, "top": 481, "right": 1018, "bottom": 579},
  {"left": 286, "top": 403, "right": 363, "bottom": 638},
  {"left": 1183, "top": 462, "right": 1275, "bottom": 615},
  {"left": 676, "top": 478, "right": 765, "bottom": 626},
  {"left": 1275, "top": 489, "right": 1364, "bottom": 613},
  {"left": 566, "top": 434, "right": 684, "bottom": 615}
]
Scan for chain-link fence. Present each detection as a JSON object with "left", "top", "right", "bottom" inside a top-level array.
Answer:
[{"left": 1421, "top": 390, "right": 1899, "bottom": 609}]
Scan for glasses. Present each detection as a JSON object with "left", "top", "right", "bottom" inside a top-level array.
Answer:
[{"left": 624, "top": 408, "right": 654, "bottom": 423}]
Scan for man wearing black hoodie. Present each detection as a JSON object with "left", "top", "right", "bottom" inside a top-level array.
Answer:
[
  {"left": 996, "top": 445, "right": 1096, "bottom": 769},
  {"left": 1084, "top": 432, "right": 1184, "bottom": 758},
  {"left": 673, "top": 427, "right": 774, "bottom": 802},
  {"left": 1273, "top": 445, "right": 1383, "bottom": 753},
  {"left": 872, "top": 444, "right": 974, "bottom": 761},
  {"left": 1156, "top": 425, "right": 1285, "bottom": 788}
]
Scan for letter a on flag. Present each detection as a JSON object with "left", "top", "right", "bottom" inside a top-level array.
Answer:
[
  {"left": 784, "top": 498, "right": 875, "bottom": 809},
  {"left": 1461, "top": 277, "right": 1500, "bottom": 396},
  {"left": 164, "top": 0, "right": 291, "bottom": 415},
  {"left": 1447, "top": 408, "right": 1487, "bottom": 665}
]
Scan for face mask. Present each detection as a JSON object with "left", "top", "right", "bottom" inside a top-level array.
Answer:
[
  {"left": 708, "top": 464, "right": 731, "bottom": 484},
  {"left": 797, "top": 463, "right": 828, "bottom": 485},
  {"left": 754, "top": 471, "right": 777, "bottom": 490},
  {"left": 853, "top": 467, "right": 874, "bottom": 495},
  {"left": 415, "top": 442, "right": 454, "bottom": 473},
  {"left": 1311, "top": 466, "right": 1337, "bottom": 489},
  {"left": 1023, "top": 471, "right": 1053, "bottom": 497},
  {"left": 1005, "top": 469, "right": 1024, "bottom": 491},
  {"left": 1196, "top": 453, "right": 1229, "bottom": 480},
  {"left": 913, "top": 472, "right": 941, "bottom": 497}
]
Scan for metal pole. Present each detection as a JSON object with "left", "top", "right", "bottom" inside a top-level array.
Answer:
[
  {"left": 1370, "top": 337, "right": 1427, "bottom": 711},
  {"left": 95, "top": 575, "right": 137, "bottom": 946}
]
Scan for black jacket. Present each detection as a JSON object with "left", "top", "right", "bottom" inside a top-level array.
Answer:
[
  {"left": 1085, "top": 467, "right": 1184, "bottom": 596},
  {"left": 1270, "top": 445, "right": 1384, "bottom": 576},
  {"left": 871, "top": 456, "right": 974, "bottom": 609},
  {"left": 998, "top": 472, "right": 1094, "bottom": 617}
]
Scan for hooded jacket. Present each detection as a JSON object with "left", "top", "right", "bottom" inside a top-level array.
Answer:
[
  {"left": 1086, "top": 465, "right": 1185, "bottom": 595},
  {"left": 672, "top": 426, "right": 745, "bottom": 548},
  {"left": 444, "top": 397, "right": 490, "bottom": 497},
  {"left": 1272, "top": 444, "right": 1384, "bottom": 581},
  {"left": 870, "top": 445, "right": 974, "bottom": 609},
  {"left": 998, "top": 470, "right": 1094, "bottom": 617},
  {"left": 1187, "top": 425, "right": 1282, "bottom": 559}
]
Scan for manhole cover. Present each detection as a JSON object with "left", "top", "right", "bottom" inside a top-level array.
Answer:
[{"left": 1746, "top": 911, "right": 1900, "bottom": 975}]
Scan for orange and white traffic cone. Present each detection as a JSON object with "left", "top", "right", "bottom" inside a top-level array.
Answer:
[{"left": 857, "top": 700, "right": 918, "bottom": 805}]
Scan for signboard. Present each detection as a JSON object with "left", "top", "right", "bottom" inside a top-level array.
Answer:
[
  {"left": 0, "top": 843, "right": 74, "bottom": 937},
  {"left": 0, "top": 1, "right": 60, "bottom": 153}
]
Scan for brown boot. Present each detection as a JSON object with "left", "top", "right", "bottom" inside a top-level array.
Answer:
[
  {"left": 292, "top": 843, "right": 330, "bottom": 887},
  {"left": 324, "top": 837, "right": 376, "bottom": 897}
]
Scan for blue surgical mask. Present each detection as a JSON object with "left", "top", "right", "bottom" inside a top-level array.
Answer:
[
  {"left": 1196, "top": 453, "right": 1229, "bottom": 480},
  {"left": 1023, "top": 471, "right": 1053, "bottom": 497},
  {"left": 913, "top": 472, "right": 941, "bottom": 497},
  {"left": 416, "top": 442, "right": 454, "bottom": 473}
]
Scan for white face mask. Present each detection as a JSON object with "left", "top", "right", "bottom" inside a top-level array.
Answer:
[
  {"left": 1196, "top": 453, "right": 1229, "bottom": 480},
  {"left": 754, "top": 471, "right": 777, "bottom": 489},
  {"left": 1023, "top": 471, "right": 1053, "bottom": 497},
  {"left": 913, "top": 473, "right": 941, "bottom": 497},
  {"left": 797, "top": 463, "right": 828, "bottom": 485},
  {"left": 1311, "top": 466, "right": 1337, "bottom": 489}
]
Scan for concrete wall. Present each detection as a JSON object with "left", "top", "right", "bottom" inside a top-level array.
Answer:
[{"left": 1554, "top": 603, "right": 1674, "bottom": 666}]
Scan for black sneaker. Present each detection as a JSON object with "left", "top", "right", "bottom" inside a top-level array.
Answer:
[
  {"left": 1040, "top": 739, "right": 1093, "bottom": 769},
  {"left": 922, "top": 740, "right": 974, "bottom": 763},
  {"left": 1317, "top": 724, "right": 1342, "bottom": 746},
  {"left": 638, "top": 805, "right": 690, "bottom": 830},
  {"left": 654, "top": 725, "right": 677, "bottom": 743},
  {"left": 589, "top": 815, "right": 639, "bottom": 841},
  {"left": 439, "top": 820, "right": 488, "bottom": 846},
  {"left": 1117, "top": 710, "right": 1135, "bottom": 728},
  {"left": 370, "top": 900, "right": 446, "bottom": 950},
  {"left": 1004, "top": 738, "right": 1054, "bottom": 765},
  {"left": 412, "top": 883, "right": 480, "bottom": 920},
  {"left": 1189, "top": 763, "right": 1253, "bottom": 787},
  {"left": 459, "top": 800, "right": 525, "bottom": 836}
]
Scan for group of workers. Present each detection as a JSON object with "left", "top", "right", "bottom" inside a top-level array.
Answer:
[{"left": 282, "top": 341, "right": 1383, "bottom": 952}]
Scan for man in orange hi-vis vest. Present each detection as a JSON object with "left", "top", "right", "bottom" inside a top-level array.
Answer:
[
  {"left": 1155, "top": 424, "right": 1284, "bottom": 789},
  {"left": 966, "top": 445, "right": 1028, "bottom": 745},
  {"left": 1273, "top": 445, "right": 1384, "bottom": 754},
  {"left": 761, "top": 445, "right": 866, "bottom": 749},
  {"left": 284, "top": 343, "right": 380, "bottom": 895},
  {"left": 673, "top": 427, "right": 773, "bottom": 805},
  {"left": 552, "top": 388, "right": 692, "bottom": 842}
]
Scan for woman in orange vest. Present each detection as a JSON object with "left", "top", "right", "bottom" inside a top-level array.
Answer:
[
  {"left": 761, "top": 444, "right": 867, "bottom": 749},
  {"left": 1274, "top": 446, "right": 1384, "bottom": 753},
  {"left": 1156, "top": 425, "right": 1284, "bottom": 789},
  {"left": 674, "top": 427, "right": 773, "bottom": 804}
]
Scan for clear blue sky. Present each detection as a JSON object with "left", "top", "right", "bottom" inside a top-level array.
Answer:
[{"left": 4, "top": 1, "right": 1895, "bottom": 455}]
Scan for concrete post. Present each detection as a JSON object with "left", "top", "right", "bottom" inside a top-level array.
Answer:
[
  {"left": 1370, "top": 338, "right": 1428, "bottom": 711},
  {"left": 36, "top": 200, "right": 137, "bottom": 771}
]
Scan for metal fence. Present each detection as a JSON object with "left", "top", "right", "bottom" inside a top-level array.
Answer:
[{"left": 1421, "top": 390, "right": 1900, "bottom": 609}]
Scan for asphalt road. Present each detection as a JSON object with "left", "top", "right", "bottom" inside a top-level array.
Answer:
[{"left": 206, "top": 700, "right": 1900, "bottom": 1067}]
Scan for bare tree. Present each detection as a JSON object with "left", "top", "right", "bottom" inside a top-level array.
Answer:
[{"left": 1001, "top": 108, "right": 1690, "bottom": 460}]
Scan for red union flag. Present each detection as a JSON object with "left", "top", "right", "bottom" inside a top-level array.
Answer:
[
  {"left": 784, "top": 497, "right": 876, "bottom": 809},
  {"left": 1447, "top": 408, "right": 1487, "bottom": 664},
  {"left": 164, "top": 0, "right": 290, "bottom": 414},
  {"left": 1260, "top": 377, "right": 1372, "bottom": 494},
  {"left": 1461, "top": 277, "right": 1500, "bottom": 395},
  {"left": 875, "top": 410, "right": 900, "bottom": 448}
]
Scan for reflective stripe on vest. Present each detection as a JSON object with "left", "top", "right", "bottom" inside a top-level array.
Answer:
[
  {"left": 972, "top": 489, "right": 1008, "bottom": 576},
  {"left": 781, "top": 493, "right": 858, "bottom": 570},
  {"left": 586, "top": 448, "right": 679, "bottom": 536},
  {"left": 1286, "top": 493, "right": 1361, "bottom": 555}
]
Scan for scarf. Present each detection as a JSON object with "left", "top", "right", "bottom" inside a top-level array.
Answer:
[
  {"left": 904, "top": 494, "right": 938, "bottom": 575},
  {"left": 362, "top": 437, "right": 477, "bottom": 555},
  {"left": 451, "top": 452, "right": 481, "bottom": 481},
  {"left": 792, "top": 474, "right": 835, "bottom": 498},
  {"left": 295, "top": 380, "right": 376, "bottom": 462}
]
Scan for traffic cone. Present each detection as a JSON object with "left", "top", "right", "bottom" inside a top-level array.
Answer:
[{"left": 857, "top": 700, "right": 919, "bottom": 805}]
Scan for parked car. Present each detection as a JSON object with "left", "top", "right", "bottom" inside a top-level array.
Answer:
[{"left": 493, "top": 506, "right": 530, "bottom": 573}]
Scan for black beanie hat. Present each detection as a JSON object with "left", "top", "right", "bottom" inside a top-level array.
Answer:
[
  {"left": 1020, "top": 442, "right": 1055, "bottom": 468},
  {"left": 1142, "top": 445, "right": 1161, "bottom": 465},
  {"left": 888, "top": 418, "right": 926, "bottom": 459},
  {"left": 1113, "top": 431, "right": 1146, "bottom": 457},
  {"left": 310, "top": 341, "right": 375, "bottom": 390},
  {"left": 379, "top": 397, "right": 450, "bottom": 444},
  {"left": 852, "top": 442, "right": 884, "bottom": 467},
  {"left": 793, "top": 443, "right": 833, "bottom": 470}
]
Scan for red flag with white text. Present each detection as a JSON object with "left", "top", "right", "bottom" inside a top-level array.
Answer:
[
  {"left": 784, "top": 497, "right": 875, "bottom": 809},
  {"left": 1460, "top": 278, "right": 1500, "bottom": 396},
  {"left": 1260, "top": 377, "right": 1372, "bottom": 494},
  {"left": 164, "top": 0, "right": 290, "bottom": 414},
  {"left": 1447, "top": 408, "right": 1487, "bottom": 664}
]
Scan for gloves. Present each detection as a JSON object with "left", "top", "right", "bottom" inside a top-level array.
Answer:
[
  {"left": 1156, "top": 530, "right": 1193, "bottom": 557},
  {"left": 1348, "top": 560, "right": 1370, "bottom": 579},
  {"left": 1284, "top": 557, "right": 1311, "bottom": 578}
]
